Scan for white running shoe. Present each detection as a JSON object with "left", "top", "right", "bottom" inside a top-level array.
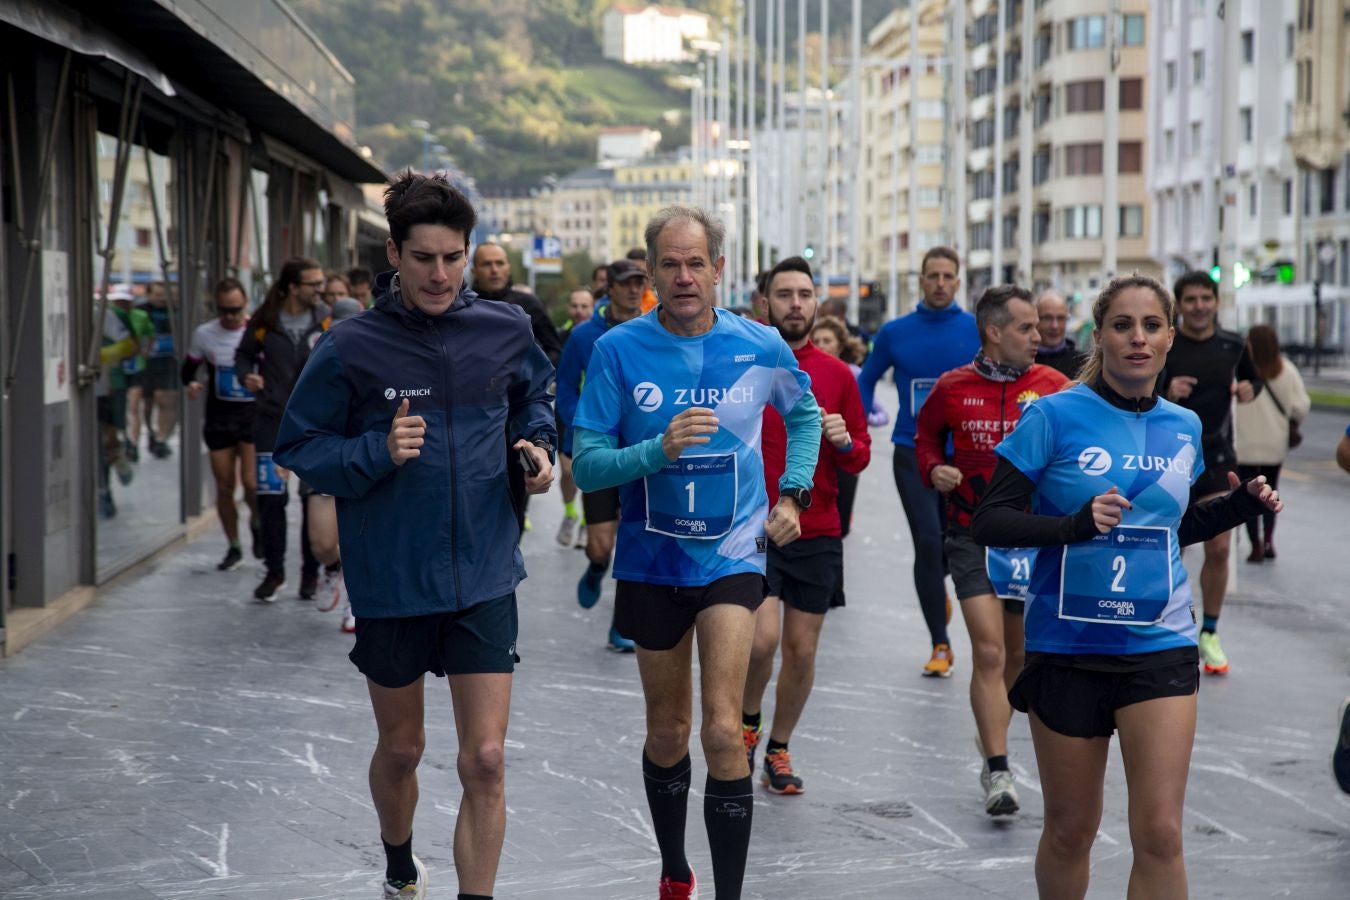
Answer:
[
  {"left": 341, "top": 603, "right": 356, "bottom": 634},
  {"left": 315, "top": 568, "right": 344, "bottom": 612},
  {"left": 381, "top": 853, "right": 426, "bottom": 898},
  {"left": 556, "top": 514, "right": 580, "bottom": 547},
  {"left": 982, "top": 768, "right": 1020, "bottom": 816}
]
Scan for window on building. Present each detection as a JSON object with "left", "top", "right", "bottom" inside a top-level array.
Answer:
[
  {"left": 1120, "top": 78, "right": 1143, "bottom": 109},
  {"left": 973, "top": 169, "right": 995, "bottom": 200},
  {"left": 1320, "top": 167, "right": 1337, "bottom": 214},
  {"left": 1119, "top": 141, "right": 1143, "bottom": 173},
  {"left": 1035, "top": 31, "right": 1053, "bottom": 67},
  {"left": 1034, "top": 91, "right": 1052, "bottom": 127},
  {"left": 1065, "top": 79, "right": 1105, "bottom": 113},
  {"left": 972, "top": 117, "right": 995, "bottom": 148},
  {"left": 971, "top": 221, "right": 993, "bottom": 250},
  {"left": 1065, "top": 143, "right": 1104, "bottom": 176},
  {"left": 1063, "top": 205, "right": 1103, "bottom": 238},
  {"left": 1004, "top": 104, "right": 1020, "bottom": 139},
  {"left": 1283, "top": 178, "right": 1293, "bottom": 215},
  {"left": 1241, "top": 30, "right": 1254, "bottom": 64},
  {"left": 1286, "top": 24, "right": 1295, "bottom": 58},
  {"left": 916, "top": 143, "right": 944, "bottom": 164},
  {"left": 1165, "top": 61, "right": 1177, "bottom": 93},
  {"left": 917, "top": 99, "right": 945, "bottom": 119},
  {"left": 1119, "top": 205, "right": 1143, "bottom": 237},
  {"left": 1033, "top": 210, "right": 1051, "bottom": 243},
  {"left": 135, "top": 228, "right": 151, "bottom": 248},
  {"left": 1248, "top": 183, "right": 1258, "bottom": 216},
  {"left": 1004, "top": 52, "right": 1021, "bottom": 84},
  {"left": 918, "top": 186, "right": 942, "bottom": 208},
  {"left": 972, "top": 13, "right": 997, "bottom": 46},
  {"left": 1067, "top": 16, "right": 1106, "bottom": 49},
  {"left": 1165, "top": 128, "right": 1175, "bottom": 161},
  {"left": 1033, "top": 148, "right": 1051, "bottom": 185},
  {"left": 1003, "top": 214, "right": 1019, "bottom": 248},
  {"left": 973, "top": 66, "right": 997, "bottom": 98},
  {"left": 1240, "top": 107, "right": 1253, "bottom": 143},
  {"left": 1121, "top": 14, "right": 1145, "bottom": 46},
  {"left": 1189, "top": 121, "right": 1202, "bottom": 155},
  {"left": 1192, "top": 50, "right": 1205, "bottom": 84},
  {"left": 1003, "top": 160, "right": 1020, "bottom": 192}
]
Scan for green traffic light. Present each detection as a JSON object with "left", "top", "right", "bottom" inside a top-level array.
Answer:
[
  {"left": 1277, "top": 263, "right": 1294, "bottom": 284},
  {"left": 804, "top": 246, "right": 815, "bottom": 259}
]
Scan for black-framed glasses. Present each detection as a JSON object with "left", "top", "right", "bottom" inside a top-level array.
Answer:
[{"left": 217, "top": 306, "right": 247, "bottom": 316}]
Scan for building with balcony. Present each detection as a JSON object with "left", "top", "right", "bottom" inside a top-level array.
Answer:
[{"left": 602, "top": 4, "right": 712, "bottom": 66}]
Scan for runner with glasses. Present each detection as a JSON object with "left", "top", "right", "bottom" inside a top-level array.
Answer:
[{"left": 183, "top": 277, "right": 261, "bottom": 570}]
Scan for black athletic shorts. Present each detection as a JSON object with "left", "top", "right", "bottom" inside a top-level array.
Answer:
[
  {"left": 146, "top": 357, "right": 179, "bottom": 392},
  {"left": 615, "top": 573, "right": 766, "bottom": 652},
  {"left": 349, "top": 593, "right": 520, "bottom": 687},
  {"left": 97, "top": 394, "right": 127, "bottom": 429},
  {"left": 203, "top": 411, "right": 255, "bottom": 451},
  {"left": 766, "top": 536, "right": 842, "bottom": 615},
  {"left": 944, "top": 533, "right": 1025, "bottom": 613},
  {"left": 581, "top": 486, "right": 621, "bottom": 525},
  {"left": 1009, "top": 647, "right": 1199, "bottom": 738}
]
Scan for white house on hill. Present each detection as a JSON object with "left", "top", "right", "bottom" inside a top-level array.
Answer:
[{"left": 602, "top": 4, "right": 711, "bottom": 65}]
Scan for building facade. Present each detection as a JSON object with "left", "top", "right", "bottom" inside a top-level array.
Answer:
[
  {"left": 602, "top": 4, "right": 711, "bottom": 66},
  {"left": 609, "top": 152, "right": 694, "bottom": 256},
  {"left": 0, "top": 0, "right": 383, "bottom": 655}
]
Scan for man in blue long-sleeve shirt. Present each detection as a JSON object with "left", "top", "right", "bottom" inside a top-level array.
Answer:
[
  {"left": 572, "top": 206, "right": 820, "bottom": 900},
  {"left": 857, "top": 246, "right": 981, "bottom": 678}
]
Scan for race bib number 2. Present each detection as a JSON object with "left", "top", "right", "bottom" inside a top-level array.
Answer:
[
  {"left": 1059, "top": 525, "right": 1172, "bottom": 625},
  {"left": 644, "top": 453, "right": 737, "bottom": 539}
]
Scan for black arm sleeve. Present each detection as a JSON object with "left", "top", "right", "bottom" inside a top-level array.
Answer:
[
  {"left": 969, "top": 457, "right": 1099, "bottom": 548},
  {"left": 1177, "top": 481, "right": 1266, "bottom": 545},
  {"left": 180, "top": 357, "right": 200, "bottom": 387},
  {"left": 1235, "top": 344, "right": 1264, "bottom": 399}
]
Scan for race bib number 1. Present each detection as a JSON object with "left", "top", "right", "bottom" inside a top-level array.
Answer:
[
  {"left": 986, "top": 546, "right": 1036, "bottom": 601},
  {"left": 1059, "top": 525, "right": 1172, "bottom": 625},
  {"left": 645, "top": 453, "right": 737, "bottom": 539}
]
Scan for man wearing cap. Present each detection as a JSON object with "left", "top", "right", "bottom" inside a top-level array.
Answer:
[{"left": 554, "top": 258, "right": 649, "bottom": 651}]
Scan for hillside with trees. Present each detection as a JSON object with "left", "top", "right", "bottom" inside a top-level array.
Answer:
[{"left": 295, "top": 0, "right": 894, "bottom": 189}]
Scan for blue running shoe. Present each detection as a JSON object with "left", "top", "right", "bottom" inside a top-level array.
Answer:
[
  {"left": 577, "top": 569, "right": 603, "bottom": 609},
  {"left": 608, "top": 626, "right": 636, "bottom": 653}
]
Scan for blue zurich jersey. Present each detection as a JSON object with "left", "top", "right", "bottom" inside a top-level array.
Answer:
[
  {"left": 573, "top": 309, "right": 813, "bottom": 586},
  {"left": 994, "top": 384, "right": 1205, "bottom": 655}
]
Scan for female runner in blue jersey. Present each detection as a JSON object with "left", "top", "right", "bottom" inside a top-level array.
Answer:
[{"left": 971, "top": 275, "right": 1282, "bottom": 900}]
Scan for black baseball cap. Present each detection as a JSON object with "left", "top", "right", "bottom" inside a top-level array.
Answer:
[{"left": 608, "top": 259, "right": 647, "bottom": 282}]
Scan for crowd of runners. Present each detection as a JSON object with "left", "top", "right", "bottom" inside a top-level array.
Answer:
[{"left": 148, "top": 172, "right": 1350, "bottom": 900}]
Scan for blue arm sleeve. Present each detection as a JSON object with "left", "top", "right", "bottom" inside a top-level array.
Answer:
[
  {"left": 571, "top": 426, "right": 669, "bottom": 491},
  {"left": 779, "top": 391, "right": 820, "bottom": 490},
  {"left": 857, "top": 327, "right": 893, "bottom": 412},
  {"left": 274, "top": 335, "right": 398, "bottom": 499},
  {"left": 554, "top": 336, "right": 583, "bottom": 428},
  {"left": 508, "top": 342, "right": 558, "bottom": 456}
]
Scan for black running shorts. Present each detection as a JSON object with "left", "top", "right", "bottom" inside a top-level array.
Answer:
[
  {"left": 203, "top": 411, "right": 255, "bottom": 451},
  {"left": 1009, "top": 647, "right": 1199, "bottom": 738},
  {"left": 349, "top": 593, "right": 519, "bottom": 687},
  {"left": 615, "top": 573, "right": 766, "bottom": 652},
  {"left": 581, "top": 485, "right": 621, "bottom": 525},
  {"left": 766, "top": 536, "right": 842, "bottom": 615},
  {"left": 146, "top": 356, "right": 179, "bottom": 392}
]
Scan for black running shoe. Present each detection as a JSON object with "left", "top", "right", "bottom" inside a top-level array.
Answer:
[
  {"left": 217, "top": 547, "right": 243, "bottom": 571},
  {"left": 299, "top": 569, "right": 319, "bottom": 600},
  {"left": 762, "top": 748, "right": 804, "bottom": 795},
  {"left": 253, "top": 571, "right": 285, "bottom": 602}
]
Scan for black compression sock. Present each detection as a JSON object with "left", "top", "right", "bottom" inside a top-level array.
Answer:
[
  {"left": 382, "top": 834, "right": 416, "bottom": 886},
  {"left": 987, "top": 754, "right": 1009, "bottom": 773},
  {"left": 704, "top": 773, "right": 753, "bottom": 900},
  {"left": 587, "top": 558, "right": 610, "bottom": 577},
  {"left": 643, "top": 751, "right": 692, "bottom": 883},
  {"left": 741, "top": 710, "right": 762, "bottom": 730},
  {"left": 765, "top": 738, "right": 787, "bottom": 754}
]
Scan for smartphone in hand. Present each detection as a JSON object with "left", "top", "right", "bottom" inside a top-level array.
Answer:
[{"left": 518, "top": 446, "right": 541, "bottom": 476}]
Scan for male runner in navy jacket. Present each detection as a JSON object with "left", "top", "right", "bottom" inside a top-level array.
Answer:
[{"left": 276, "top": 171, "right": 555, "bottom": 900}]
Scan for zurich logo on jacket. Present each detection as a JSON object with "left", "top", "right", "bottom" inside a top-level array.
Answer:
[{"left": 275, "top": 270, "right": 557, "bottom": 618}]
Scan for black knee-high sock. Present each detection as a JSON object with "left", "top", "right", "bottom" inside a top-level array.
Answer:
[
  {"left": 642, "top": 752, "right": 692, "bottom": 883},
  {"left": 704, "top": 773, "right": 754, "bottom": 900}
]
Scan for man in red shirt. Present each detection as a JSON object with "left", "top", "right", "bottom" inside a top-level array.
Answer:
[
  {"left": 742, "top": 256, "right": 872, "bottom": 795},
  {"left": 915, "top": 284, "right": 1068, "bottom": 816}
]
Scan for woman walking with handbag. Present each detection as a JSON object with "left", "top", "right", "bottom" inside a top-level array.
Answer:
[{"left": 1235, "top": 324, "right": 1310, "bottom": 562}]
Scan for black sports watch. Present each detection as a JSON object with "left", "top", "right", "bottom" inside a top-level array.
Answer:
[{"left": 780, "top": 487, "right": 812, "bottom": 511}]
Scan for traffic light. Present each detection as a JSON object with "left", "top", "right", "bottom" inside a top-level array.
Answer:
[
  {"left": 803, "top": 245, "right": 815, "bottom": 260},
  {"left": 1209, "top": 262, "right": 1252, "bottom": 289}
]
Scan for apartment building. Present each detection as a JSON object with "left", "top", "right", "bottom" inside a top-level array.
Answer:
[
  {"left": 944, "top": 0, "right": 1156, "bottom": 305},
  {"left": 539, "top": 166, "right": 615, "bottom": 261},
  {"left": 609, "top": 151, "right": 694, "bottom": 257}
]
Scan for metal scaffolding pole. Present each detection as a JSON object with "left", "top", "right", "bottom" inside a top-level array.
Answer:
[
  {"left": 992, "top": 0, "right": 1007, "bottom": 282},
  {"left": 906, "top": 2, "right": 920, "bottom": 315},
  {"left": 847, "top": 0, "right": 861, "bottom": 321},
  {"left": 748, "top": 0, "right": 760, "bottom": 278},
  {"left": 819, "top": 0, "right": 831, "bottom": 288}
]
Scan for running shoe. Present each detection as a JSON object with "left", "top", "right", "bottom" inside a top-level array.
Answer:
[
  {"left": 658, "top": 869, "right": 697, "bottom": 900},
  {"left": 1198, "top": 631, "right": 1229, "bottom": 675},
  {"left": 1334, "top": 697, "right": 1350, "bottom": 794},
  {"left": 381, "top": 852, "right": 427, "bottom": 898},
  {"left": 922, "top": 643, "right": 954, "bottom": 678},
  {"left": 607, "top": 625, "right": 635, "bottom": 653},
  {"left": 341, "top": 605, "right": 357, "bottom": 634},
  {"left": 575, "top": 524, "right": 588, "bottom": 548},
  {"left": 315, "top": 568, "right": 344, "bottom": 612},
  {"left": 577, "top": 569, "right": 603, "bottom": 609},
  {"left": 299, "top": 569, "right": 319, "bottom": 601},
  {"left": 556, "top": 514, "right": 580, "bottom": 547},
  {"left": 151, "top": 439, "right": 172, "bottom": 459},
  {"left": 98, "top": 489, "right": 116, "bottom": 520},
  {"left": 982, "top": 768, "right": 1020, "bottom": 816},
  {"left": 250, "top": 523, "right": 263, "bottom": 560},
  {"left": 217, "top": 547, "right": 243, "bottom": 571},
  {"left": 1263, "top": 541, "right": 1276, "bottom": 560},
  {"left": 743, "top": 720, "right": 762, "bottom": 773},
  {"left": 762, "top": 747, "right": 804, "bottom": 795},
  {"left": 123, "top": 439, "right": 139, "bottom": 463},
  {"left": 253, "top": 571, "right": 285, "bottom": 602},
  {"left": 114, "top": 456, "right": 134, "bottom": 486}
]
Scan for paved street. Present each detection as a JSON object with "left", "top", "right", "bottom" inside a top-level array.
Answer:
[{"left": 3, "top": 408, "right": 1350, "bottom": 899}]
